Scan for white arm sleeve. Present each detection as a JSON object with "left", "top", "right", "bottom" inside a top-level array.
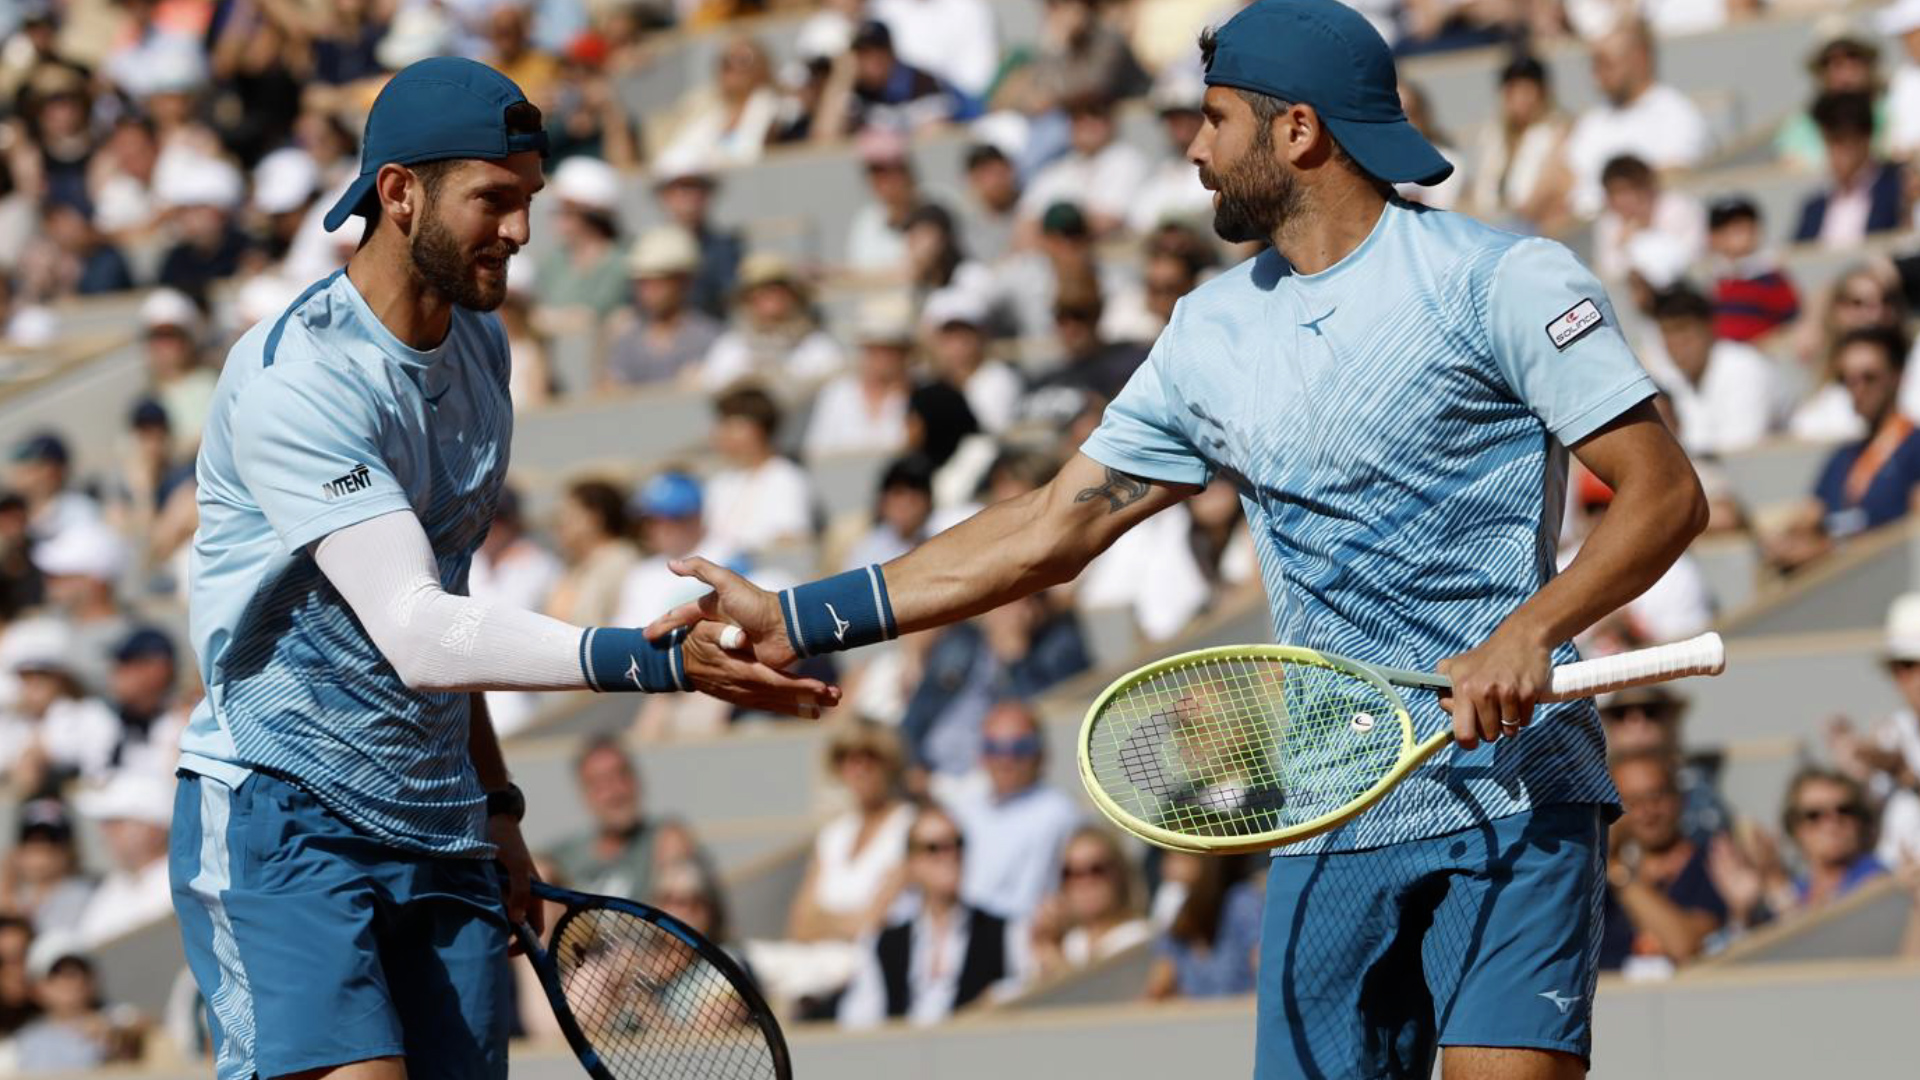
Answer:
[{"left": 314, "top": 509, "right": 591, "bottom": 693}]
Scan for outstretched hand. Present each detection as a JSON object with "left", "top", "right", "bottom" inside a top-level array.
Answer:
[
  {"left": 652, "top": 559, "right": 840, "bottom": 717},
  {"left": 646, "top": 557, "right": 799, "bottom": 668}
]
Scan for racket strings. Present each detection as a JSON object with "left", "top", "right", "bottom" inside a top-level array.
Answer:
[
  {"left": 549, "top": 908, "right": 779, "bottom": 1080},
  {"left": 1088, "top": 656, "right": 1406, "bottom": 840}
]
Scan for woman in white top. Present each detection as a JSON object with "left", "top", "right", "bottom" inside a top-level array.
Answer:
[
  {"left": 655, "top": 37, "right": 783, "bottom": 169},
  {"left": 1468, "top": 55, "right": 1572, "bottom": 231},
  {"left": 788, "top": 722, "right": 916, "bottom": 942},
  {"left": 1030, "top": 827, "right": 1154, "bottom": 979}
]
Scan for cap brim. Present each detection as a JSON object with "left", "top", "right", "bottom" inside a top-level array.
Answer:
[
  {"left": 323, "top": 174, "right": 378, "bottom": 233},
  {"left": 1323, "top": 114, "right": 1454, "bottom": 187}
]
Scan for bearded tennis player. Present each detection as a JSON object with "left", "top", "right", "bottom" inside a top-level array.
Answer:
[
  {"left": 649, "top": 3, "right": 1706, "bottom": 1077},
  {"left": 171, "top": 58, "right": 829, "bottom": 1080}
]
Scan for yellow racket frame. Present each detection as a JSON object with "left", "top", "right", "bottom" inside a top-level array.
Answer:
[{"left": 1076, "top": 644, "right": 1451, "bottom": 855}]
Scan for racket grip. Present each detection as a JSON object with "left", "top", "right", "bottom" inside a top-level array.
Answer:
[{"left": 1544, "top": 632, "right": 1725, "bottom": 702}]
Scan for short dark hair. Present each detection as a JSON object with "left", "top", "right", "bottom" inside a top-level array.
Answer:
[
  {"left": 1499, "top": 54, "right": 1548, "bottom": 88},
  {"left": 1195, "top": 27, "right": 1380, "bottom": 189},
  {"left": 965, "top": 143, "right": 1009, "bottom": 171},
  {"left": 1651, "top": 285, "right": 1713, "bottom": 324},
  {"left": 1833, "top": 324, "right": 1910, "bottom": 374},
  {"left": 565, "top": 479, "right": 628, "bottom": 539},
  {"left": 714, "top": 384, "right": 782, "bottom": 437},
  {"left": 1607, "top": 744, "right": 1678, "bottom": 778},
  {"left": 1812, "top": 90, "right": 1875, "bottom": 140},
  {"left": 1599, "top": 154, "right": 1655, "bottom": 191},
  {"left": 1707, "top": 196, "right": 1760, "bottom": 231},
  {"left": 574, "top": 733, "right": 636, "bottom": 777}
]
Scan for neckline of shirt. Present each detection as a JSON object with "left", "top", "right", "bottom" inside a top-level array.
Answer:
[
  {"left": 336, "top": 271, "right": 453, "bottom": 370},
  {"left": 1283, "top": 198, "right": 1400, "bottom": 287}
]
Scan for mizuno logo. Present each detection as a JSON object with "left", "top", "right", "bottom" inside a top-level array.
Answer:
[
  {"left": 826, "top": 602, "right": 851, "bottom": 643},
  {"left": 1538, "top": 990, "right": 1578, "bottom": 1014},
  {"left": 321, "top": 463, "right": 373, "bottom": 500},
  {"left": 625, "top": 655, "right": 644, "bottom": 690},
  {"left": 423, "top": 386, "right": 450, "bottom": 407},
  {"left": 1300, "top": 308, "right": 1337, "bottom": 337}
]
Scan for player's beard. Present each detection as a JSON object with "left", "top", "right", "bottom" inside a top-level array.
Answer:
[
  {"left": 409, "top": 205, "right": 515, "bottom": 312},
  {"left": 1200, "top": 130, "right": 1302, "bottom": 246}
]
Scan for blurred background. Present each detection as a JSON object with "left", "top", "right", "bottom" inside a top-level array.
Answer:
[{"left": 0, "top": 0, "right": 1912, "bottom": 1075}]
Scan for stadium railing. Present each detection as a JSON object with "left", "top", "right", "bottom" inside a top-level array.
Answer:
[
  {"left": 1699, "top": 875, "right": 1914, "bottom": 968},
  {"left": 1721, "top": 517, "right": 1920, "bottom": 638}
]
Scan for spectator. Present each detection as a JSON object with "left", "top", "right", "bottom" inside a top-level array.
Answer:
[
  {"left": 1143, "top": 855, "right": 1261, "bottom": 1000},
  {"left": 906, "top": 204, "right": 995, "bottom": 318},
  {"left": 153, "top": 157, "right": 250, "bottom": 296},
  {"left": 701, "top": 254, "right": 846, "bottom": 393},
  {"left": 617, "top": 471, "right": 743, "bottom": 630},
  {"left": 1705, "top": 196, "right": 1799, "bottom": 345},
  {"left": 1601, "top": 748, "right": 1729, "bottom": 976},
  {"left": 23, "top": 204, "right": 134, "bottom": 298},
  {"left": 0, "top": 622, "right": 118, "bottom": 792},
  {"left": 642, "top": 859, "right": 749, "bottom": 1020},
  {"left": 823, "top": 19, "right": 963, "bottom": 140},
  {"left": 998, "top": 201, "right": 1130, "bottom": 341},
  {"left": 788, "top": 722, "right": 915, "bottom": 943},
  {"left": 1794, "top": 91, "right": 1907, "bottom": 250},
  {"left": 1103, "top": 237, "right": 1211, "bottom": 346},
  {"left": 0, "top": 801, "right": 94, "bottom": 936},
  {"left": 13, "top": 943, "right": 142, "bottom": 1070},
  {"left": 498, "top": 262, "right": 554, "bottom": 407},
  {"left": 1594, "top": 155, "right": 1704, "bottom": 284},
  {"left": 33, "top": 523, "right": 134, "bottom": 694},
  {"left": 1562, "top": 20, "right": 1711, "bottom": 218},
  {"left": 1648, "top": 285, "right": 1776, "bottom": 457},
  {"left": 946, "top": 701, "right": 1083, "bottom": 921},
  {"left": 72, "top": 773, "right": 175, "bottom": 948},
  {"left": 1777, "top": 20, "right": 1884, "bottom": 174},
  {"left": 804, "top": 302, "right": 915, "bottom": 460},
  {"left": 90, "top": 116, "right": 165, "bottom": 244},
  {"left": 1003, "top": 0, "right": 1150, "bottom": 113},
  {"left": 601, "top": 226, "right": 726, "bottom": 389},
  {"left": 1128, "top": 74, "right": 1213, "bottom": 235},
  {"left": 1020, "top": 92, "right": 1149, "bottom": 239},
  {"left": 0, "top": 915, "right": 35, "bottom": 1035},
  {"left": 18, "top": 64, "right": 95, "bottom": 217},
  {"left": 1768, "top": 327, "right": 1920, "bottom": 571},
  {"left": 1469, "top": 54, "right": 1570, "bottom": 229},
  {"left": 138, "top": 290, "right": 217, "bottom": 447},
  {"left": 483, "top": 3, "right": 559, "bottom": 107},
  {"left": 872, "top": 0, "right": 999, "bottom": 105},
  {"left": 1024, "top": 282, "right": 1147, "bottom": 427},
  {"left": 657, "top": 37, "right": 782, "bottom": 170},
  {"left": 1778, "top": 768, "right": 1888, "bottom": 914},
  {"left": 207, "top": 3, "right": 304, "bottom": 170},
  {"left": 652, "top": 162, "right": 743, "bottom": 319},
  {"left": 703, "top": 386, "right": 816, "bottom": 555},
  {"left": 906, "top": 379, "right": 992, "bottom": 506},
  {"left": 958, "top": 143, "right": 1023, "bottom": 266},
  {"left": 1186, "top": 475, "right": 1256, "bottom": 591},
  {"left": 103, "top": 629, "right": 185, "bottom": 782},
  {"left": 924, "top": 291, "right": 1022, "bottom": 435},
  {"left": 8, "top": 432, "right": 98, "bottom": 546},
  {"left": 1029, "top": 826, "right": 1153, "bottom": 979},
  {"left": 845, "top": 128, "right": 929, "bottom": 275},
  {"left": 1394, "top": 81, "right": 1465, "bottom": 210},
  {"left": 1827, "top": 591, "right": 1920, "bottom": 868},
  {"left": 1883, "top": 0, "right": 1920, "bottom": 160},
  {"left": 543, "top": 32, "right": 640, "bottom": 166},
  {"left": 534, "top": 156, "right": 629, "bottom": 324},
  {"left": 1790, "top": 265, "right": 1903, "bottom": 438},
  {"left": 547, "top": 736, "right": 700, "bottom": 901},
  {"left": 543, "top": 479, "right": 638, "bottom": 626},
  {"left": 837, "top": 804, "right": 1032, "bottom": 1027},
  {"left": 899, "top": 596, "right": 1090, "bottom": 782},
  {"left": 1599, "top": 687, "right": 1728, "bottom": 842},
  {"left": 843, "top": 455, "right": 938, "bottom": 570},
  {"left": 0, "top": 272, "right": 56, "bottom": 348}
]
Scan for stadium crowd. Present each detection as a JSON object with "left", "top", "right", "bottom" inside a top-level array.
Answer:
[{"left": 0, "top": 0, "right": 1916, "bottom": 1068}]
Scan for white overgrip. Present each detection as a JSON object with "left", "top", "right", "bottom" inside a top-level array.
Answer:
[{"left": 1544, "top": 633, "right": 1726, "bottom": 702}]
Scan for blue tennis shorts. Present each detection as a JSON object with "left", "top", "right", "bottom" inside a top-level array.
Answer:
[
  {"left": 170, "top": 770, "right": 512, "bottom": 1080},
  {"left": 1255, "top": 802, "right": 1609, "bottom": 1080}
]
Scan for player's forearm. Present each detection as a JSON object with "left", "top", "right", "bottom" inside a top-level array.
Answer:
[{"left": 882, "top": 484, "right": 1100, "bottom": 635}]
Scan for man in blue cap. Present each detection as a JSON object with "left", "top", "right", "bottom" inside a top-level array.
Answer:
[
  {"left": 170, "top": 58, "right": 831, "bottom": 1080},
  {"left": 644, "top": 2, "right": 1707, "bottom": 1077}
]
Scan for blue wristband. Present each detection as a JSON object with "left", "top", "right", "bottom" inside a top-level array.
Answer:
[
  {"left": 780, "top": 565, "right": 897, "bottom": 658},
  {"left": 579, "top": 627, "right": 688, "bottom": 693}
]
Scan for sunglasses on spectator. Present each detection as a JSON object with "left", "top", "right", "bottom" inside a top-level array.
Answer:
[
  {"left": 1061, "top": 860, "right": 1111, "bottom": 881},
  {"left": 1792, "top": 803, "right": 1865, "bottom": 826},
  {"left": 982, "top": 735, "right": 1042, "bottom": 758},
  {"left": 1600, "top": 703, "right": 1678, "bottom": 723},
  {"left": 911, "top": 836, "right": 964, "bottom": 856}
]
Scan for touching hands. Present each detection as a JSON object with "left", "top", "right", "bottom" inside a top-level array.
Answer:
[{"left": 649, "top": 558, "right": 842, "bottom": 717}]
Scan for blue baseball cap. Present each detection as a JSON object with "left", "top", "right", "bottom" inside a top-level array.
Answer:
[
  {"left": 1202, "top": 0, "right": 1452, "bottom": 187},
  {"left": 324, "top": 57, "right": 550, "bottom": 233},
  {"left": 633, "top": 472, "right": 703, "bottom": 520}
]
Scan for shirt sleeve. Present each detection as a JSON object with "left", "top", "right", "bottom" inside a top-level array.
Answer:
[
  {"left": 1079, "top": 322, "right": 1212, "bottom": 487},
  {"left": 231, "top": 361, "right": 414, "bottom": 552},
  {"left": 1484, "top": 238, "right": 1658, "bottom": 447}
]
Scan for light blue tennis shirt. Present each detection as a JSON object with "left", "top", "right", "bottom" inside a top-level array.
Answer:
[
  {"left": 179, "top": 270, "right": 513, "bottom": 857},
  {"left": 1082, "top": 200, "right": 1657, "bottom": 854}
]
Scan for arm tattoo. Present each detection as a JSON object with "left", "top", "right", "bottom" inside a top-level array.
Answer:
[{"left": 1074, "top": 467, "right": 1152, "bottom": 514}]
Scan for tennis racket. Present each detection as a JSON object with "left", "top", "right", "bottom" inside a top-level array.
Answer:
[
  {"left": 1077, "top": 633, "right": 1725, "bottom": 854},
  {"left": 515, "top": 881, "right": 792, "bottom": 1080}
]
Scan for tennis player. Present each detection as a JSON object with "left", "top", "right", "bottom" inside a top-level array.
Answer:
[
  {"left": 649, "top": 3, "right": 1707, "bottom": 1077},
  {"left": 170, "top": 59, "right": 829, "bottom": 1080}
]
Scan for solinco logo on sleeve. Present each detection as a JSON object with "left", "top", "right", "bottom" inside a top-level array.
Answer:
[{"left": 322, "top": 464, "right": 373, "bottom": 500}]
